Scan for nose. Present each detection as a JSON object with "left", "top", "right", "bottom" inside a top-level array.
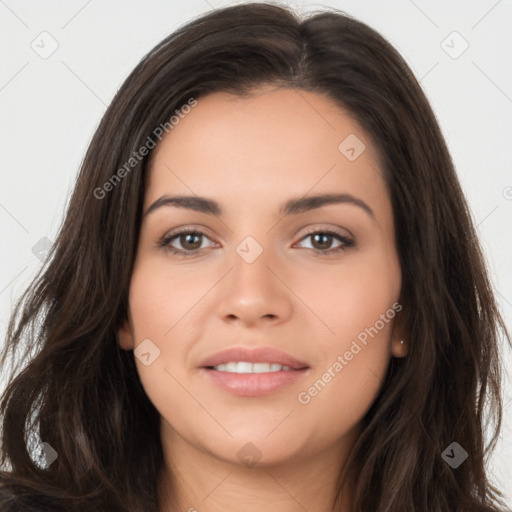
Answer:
[{"left": 216, "top": 240, "right": 293, "bottom": 328}]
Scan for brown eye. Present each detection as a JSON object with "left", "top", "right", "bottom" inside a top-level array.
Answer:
[
  {"left": 310, "top": 233, "right": 334, "bottom": 250},
  {"left": 160, "top": 230, "right": 215, "bottom": 256},
  {"left": 296, "top": 230, "right": 354, "bottom": 255},
  {"left": 178, "top": 233, "right": 203, "bottom": 250}
]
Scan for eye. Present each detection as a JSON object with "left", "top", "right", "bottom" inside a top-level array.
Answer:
[
  {"left": 158, "top": 228, "right": 354, "bottom": 258},
  {"left": 159, "top": 229, "right": 217, "bottom": 257},
  {"left": 295, "top": 229, "right": 354, "bottom": 255}
]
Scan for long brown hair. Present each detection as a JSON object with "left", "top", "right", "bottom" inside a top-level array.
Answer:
[{"left": 1, "top": 3, "right": 510, "bottom": 511}]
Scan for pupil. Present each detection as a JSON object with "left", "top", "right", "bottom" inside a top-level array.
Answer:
[
  {"left": 313, "top": 233, "right": 331, "bottom": 249},
  {"left": 183, "top": 233, "right": 201, "bottom": 249}
]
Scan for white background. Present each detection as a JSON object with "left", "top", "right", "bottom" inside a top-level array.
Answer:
[{"left": 1, "top": 0, "right": 511, "bottom": 506}]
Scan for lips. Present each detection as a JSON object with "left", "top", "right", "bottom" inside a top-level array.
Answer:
[
  {"left": 199, "top": 346, "right": 309, "bottom": 370},
  {"left": 198, "top": 346, "right": 310, "bottom": 397}
]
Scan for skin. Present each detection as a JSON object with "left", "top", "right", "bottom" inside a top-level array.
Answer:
[{"left": 118, "top": 86, "right": 408, "bottom": 512}]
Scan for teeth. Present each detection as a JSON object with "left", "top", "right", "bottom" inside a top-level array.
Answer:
[{"left": 212, "top": 362, "right": 293, "bottom": 373}]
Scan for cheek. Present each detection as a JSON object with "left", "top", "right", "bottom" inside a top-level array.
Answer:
[
  {"left": 294, "top": 301, "right": 395, "bottom": 447},
  {"left": 293, "top": 252, "right": 399, "bottom": 428},
  {"left": 297, "top": 248, "right": 400, "bottom": 348},
  {"left": 128, "top": 259, "right": 202, "bottom": 339},
  {"left": 295, "top": 351, "right": 389, "bottom": 449},
  {"left": 126, "top": 260, "right": 208, "bottom": 412}
]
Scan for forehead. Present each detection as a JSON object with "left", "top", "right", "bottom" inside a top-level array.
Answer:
[{"left": 145, "top": 87, "right": 387, "bottom": 215}]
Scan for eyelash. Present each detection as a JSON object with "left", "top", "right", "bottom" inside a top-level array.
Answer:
[{"left": 158, "top": 228, "right": 355, "bottom": 258}]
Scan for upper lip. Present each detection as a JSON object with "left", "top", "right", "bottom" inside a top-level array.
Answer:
[{"left": 199, "top": 346, "right": 309, "bottom": 370}]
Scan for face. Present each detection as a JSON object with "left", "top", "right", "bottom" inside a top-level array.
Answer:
[{"left": 118, "top": 86, "right": 406, "bottom": 469}]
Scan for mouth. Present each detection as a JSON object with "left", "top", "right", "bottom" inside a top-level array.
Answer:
[
  {"left": 206, "top": 362, "right": 300, "bottom": 373},
  {"left": 199, "top": 346, "right": 310, "bottom": 396}
]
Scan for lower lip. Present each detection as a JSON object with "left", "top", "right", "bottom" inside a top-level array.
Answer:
[{"left": 200, "top": 367, "right": 309, "bottom": 397}]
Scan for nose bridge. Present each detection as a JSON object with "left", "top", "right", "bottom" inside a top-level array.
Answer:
[
  {"left": 230, "top": 231, "right": 275, "bottom": 295},
  {"left": 216, "top": 229, "right": 292, "bottom": 325}
]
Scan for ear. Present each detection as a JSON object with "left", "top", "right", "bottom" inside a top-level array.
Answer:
[
  {"left": 117, "top": 313, "right": 134, "bottom": 351},
  {"left": 390, "top": 305, "right": 408, "bottom": 358}
]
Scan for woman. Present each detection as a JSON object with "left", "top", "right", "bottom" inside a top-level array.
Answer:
[{"left": 1, "top": 3, "right": 509, "bottom": 511}]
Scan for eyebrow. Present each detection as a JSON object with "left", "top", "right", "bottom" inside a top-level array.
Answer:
[{"left": 144, "top": 193, "right": 376, "bottom": 221}]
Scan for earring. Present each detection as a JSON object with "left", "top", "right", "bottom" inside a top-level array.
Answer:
[{"left": 400, "top": 340, "right": 404, "bottom": 345}]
